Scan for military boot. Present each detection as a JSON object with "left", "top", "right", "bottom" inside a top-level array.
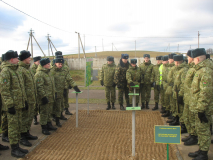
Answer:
[
  {"left": 2, "top": 132, "right": 9, "bottom": 142},
  {"left": 167, "top": 116, "right": 176, "bottom": 123},
  {"left": 182, "top": 134, "right": 191, "bottom": 142},
  {"left": 141, "top": 103, "right": 145, "bottom": 109},
  {"left": 60, "top": 112, "right": 67, "bottom": 120},
  {"left": 11, "top": 144, "right": 26, "bottom": 158},
  {"left": 112, "top": 103, "right": 116, "bottom": 109},
  {"left": 160, "top": 107, "right": 166, "bottom": 113},
  {"left": 120, "top": 104, "right": 125, "bottom": 110},
  {"left": 33, "top": 116, "right": 38, "bottom": 125},
  {"left": 145, "top": 101, "right": 149, "bottom": 109},
  {"left": 192, "top": 150, "right": 208, "bottom": 160},
  {"left": 0, "top": 144, "right": 9, "bottom": 151},
  {"left": 188, "top": 149, "right": 201, "bottom": 158},
  {"left": 56, "top": 117, "right": 62, "bottom": 127},
  {"left": 64, "top": 108, "right": 73, "bottom": 115},
  {"left": 161, "top": 111, "right": 170, "bottom": 117},
  {"left": 41, "top": 125, "right": 51, "bottom": 135},
  {"left": 20, "top": 133, "right": 32, "bottom": 147},
  {"left": 25, "top": 130, "right": 38, "bottom": 140},
  {"left": 169, "top": 116, "right": 180, "bottom": 126},
  {"left": 18, "top": 144, "right": 28, "bottom": 154},
  {"left": 168, "top": 112, "right": 174, "bottom": 119},
  {"left": 181, "top": 124, "right": 187, "bottom": 134},
  {"left": 52, "top": 114, "right": 56, "bottom": 122},
  {"left": 184, "top": 135, "right": 198, "bottom": 146},
  {"left": 152, "top": 102, "right": 158, "bottom": 110},
  {"left": 47, "top": 122, "right": 57, "bottom": 131},
  {"left": 211, "top": 140, "right": 213, "bottom": 144},
  {"left": 106, "top": 102, "right": 111, "bottom": 110}
]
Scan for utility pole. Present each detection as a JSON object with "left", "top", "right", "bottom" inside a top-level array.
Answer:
[
  {"left": 46, "top": 34, "right": 51, "bottom": 57},
  {"left": 135, "top": 40, "right": 136, "bottom": 58},
  {"left": 75, "top": 32, "right": 80, "bottom": 59},
  {"left": 75, "top": 32, "right": 86, "bottom": 59},
  {"left": 198, "top": 31, "right": 200, "bottom": 48}
]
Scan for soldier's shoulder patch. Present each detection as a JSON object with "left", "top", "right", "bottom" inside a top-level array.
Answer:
[{"left": 3, "top": 79, "right": 8, "bottom": 84}]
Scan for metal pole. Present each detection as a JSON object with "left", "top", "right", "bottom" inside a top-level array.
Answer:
[
  {"left": 31, "top": 31, "right": 33, "bottom": 58},
  {"left": 32, "top": 35, "right": 46, "bottom": 57},
  {"left": 198, "top": 31, "right": 200, "bottom": 48},
  {"left": 48, "top": 37, "right": 50, "bottom": 57},
  {"left": 50, "top": 40, "right": 57, "bottom": 52},
  {"left": 79, "top": 35, "right": 86, "bottom": 58},
  {"left": 27, "top": 36, "right": 30, "bottom": 51},
  {"left": 167, "top": 144, "right": 169, "bottom": 160},
  {"left": 132, "top": 87, "right": 136, "bottom": 156},
  {"left": 87, "top": 86, "right": 89, "bottom": 115},
  {"left": 76, "top": 93, "right": 78, "bottom": 127},
  {"left": 50, "top": 42, "right": 54, "bottom": 56},
  {"left": 78, "top": 33, "right": 80, "bottom": 59}
]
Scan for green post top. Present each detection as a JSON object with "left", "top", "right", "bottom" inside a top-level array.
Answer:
[
  {"left": 131, "top": 85, "right": 139, "bottom": 88},
  {"left": 128, "top": 93, "right": 139, "bottom": 96},
  {"left": 126, "top": 107, "right": 141, "bottom": 110},
  {"left": 72, "top": 91, "right": 83, "bottom": 94}
]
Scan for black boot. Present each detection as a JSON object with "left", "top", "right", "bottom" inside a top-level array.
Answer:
[
  {"left": 184, "top": 135, "right": 198, "bottom": 146},
  {"left": 41, "top": 125, "right": 51, "bottom": 135},
  {"left": 192, "top": 150, "right": 208, "bottom": 160},
  {"left": 141, "top": 103, "right": 145, "bottom": 109},
  {"left": 33, "top": 116, "right": 38, "bottom": 125},
  {"left": 168, "top": 112, "right": 174, "bottom": 119},
  {"left": 210, "top": 124, "right": 213, "bottom": 135},
  {"left": 2, "top": 132, "right": 9, "bottom": 142},
  {"left": 0, "top": 144, "right": 9, "bottom": 150},
  {"left": 60, "top": 112, "right": 67, "bottom": 120},
  {"left": 11, "top": 144, "right": 26, "bottom": 158},
  {"left": 106, "top": 102, "right": 111, "bottom": 110},
  {"left": 212, "top": 139, "right": 213, "bottom": 144},
  {"left": 146, "top": 101, "right": 149, "bottom": 109},
  {"left": 47, "top": 122, "right": 57, "bottom": 131},
  {"left": 52, "top": 114, "right": 56, "bottom": 122},
  {"left": 181, "top": 124, "right": 187, "bottom": 134},
  {"left": 160, "top": 107, "right": 166, "bottom": 113},
  {"left": 167, "top": 116, "right": 176, "bottom": 123},
  {"left": 161, "top": 111, "right": 170, "bottom": 117},
  {"left": 25, "top": 130, "right": 38, "bottom": 140},
  {"left": 20, "top": 133, "right": 32, "bottom": 147},
  {"left": 188, "top": 149, "right": 201, "bottom": 158},
  {"left": 120, "top": 104, "right": 125, "bottom": 110},
  {"left": 169, "top": 116, "right": 180, "bottom": 126},
  {"left": 18, "top": 143, "right": 28, "bottom": 154},
  {"left": 112, "top": 103, "right": 116, "bottom": 109},
  {"left": 152, "top": 102, "right": 158, "bottom": 110},
  {"left": 56, "top": 117, "right": 62, "bottom": 127},
  {"left": 64, "top": 108, "right": 73, "bottom": 115},
  {"left": 182, "top": 134, "right": 191, "bottom": 142}
]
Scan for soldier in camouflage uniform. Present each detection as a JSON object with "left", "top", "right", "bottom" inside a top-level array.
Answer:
[
  {"left": 114, "top": 54, "right": 130, "bottom": 110},
  {"left": 181, "top": 50, "right": 198, "bottom": 146},
  {"left": 0, "top": 50, "right": 28, "bottom": 158},
  {"left": 34, "top": 58, "right": 56, "bottom": 135},
  {"left": 152, "top": 56, "right": 162, "bottom": 110},
  {"left": 126, "top": 59, "right": 141, "bottom": 106},
  {"left": 139, "top": 54, "right": 154, "bottom": 109},
  {"left": 188, "top": 48, "right": 213, "bottom": 160},
  {"left": 31, "top": 56, "right": 41, "bottom": 125},
  {"left": 18, "top": 51, "right": 39, "bottom": 147},
  {"left": 100, "top": 56, "right": 116, "bottom": 110}
]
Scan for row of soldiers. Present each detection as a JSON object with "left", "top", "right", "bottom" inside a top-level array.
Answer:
[{"left": 0, "top": 50, "right": 80, "bottom": 158}]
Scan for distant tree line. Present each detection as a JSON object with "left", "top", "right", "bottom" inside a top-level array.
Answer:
[{"left": 206, "top": 48, "right": 213, "bottom": 54}]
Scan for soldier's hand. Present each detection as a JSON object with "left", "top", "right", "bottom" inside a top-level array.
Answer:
[
  {"left": 69, "top": 85, "right": 72, "bottom": 89},
  {"left": 74, "top": 86, "right": 81, "bottom": 92},
  {"left": 63, "top": 89, "right": 67, "bottom": 97},
  {"left": 24, "top": 101, "right": 29, "bottom": 110},
  {"left": 157, "top": 85, "right": 160, "bottom": 91},
  {"left": 130, "top": 82, "right": 135, "bottom": 87},
  {"left": 178, "top": 96, "right": 184, "bottom": 104},
  {"left": 198, "top": 112, "right": 208, "bottom": 123},
  {"left": 100, "top": 80, "right": 104, "bottom": 86},
  {"left": 42, "top": 97, "right": 49, "bottom": 105},
  {"left": 8, "top": 106, "right": 16, "bottom": 115},
  {"left": 117, "top": 84, "right": 121, "bottom": 89},
  {"left": 112, "top": 82, "right": 116, "bottom": 87}
]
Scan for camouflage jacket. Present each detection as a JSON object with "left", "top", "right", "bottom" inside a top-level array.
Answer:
[
  {"left": 126, "top": 65, "right": 141, "bottom": 86},
  {"left": 0, "top": 61, "right": 26, "bottom": 111},
  {"left": 34, "top": 65, "right": 55, "bottom": 104},
  {"left": 191, "top": 59, "right": 213, "bottom": 115},
  {"left": 183, "top": 62, "right": 196, "bottom": 104},
  {"left": 166, "top": 64, "right": 177, "bottom": 95},
  {"left": 161, "top": 63, "right": 170, "bottom": 93},
  {"left": 18, "top": 61, "right": 37, "bottom": 105},
  {"left": 173, "top": 63, "right": 188, "bottom": 99},
  {"left": 50, "top": 65, "right": 76, "bottom": 98},
  {"left": 100, "top": 62, "right": 116, "bottom": 86},
  {"left": 31, "top": 63, "right": 38, "bottom": 75},
  {"left": 139, "top": 60, "right": 154, "bottom": 84},
  {"left": 152, "top": 63, "right": 162, "bottom": 83},
  {"left": 114, "top": 59, "right": 131, "bottom": 87}
]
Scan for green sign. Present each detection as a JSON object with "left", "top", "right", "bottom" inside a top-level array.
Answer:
[
  {"left": 154, "top": 126, "right": 181, "bottom": 144},
  {"left": 126, "top": 107, "right": 141, "bottom": 110},
  {"left": 85, "top": 58, "right": 93, "bottom": 87}
]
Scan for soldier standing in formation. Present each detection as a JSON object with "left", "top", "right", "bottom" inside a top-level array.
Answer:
[{"left": 100, "top": 56, "right": 116, "bottom": 110}]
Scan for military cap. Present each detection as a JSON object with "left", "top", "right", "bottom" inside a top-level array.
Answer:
[
  {"left": 168, "top": 53, "right": 176, "bottom": 59},
  {"left": 130, "top": 59, "right": 137, "bottom": 64},
  {"left": 121, "top": 54, "right": 129, "bottom": 59},
  {"left": 206, "top": 54, "right": 210, "bottom": 59},
  {"left": 56, "top": 55, "right": 63, "bottom": 59},
  {"left": 40, "top": 58, "right": 50, "bottom": 66},
  {"left": 107, "top": 56, "right": 114, "bottom": 61},
  {"left": 1, "top": 54, "right": 5, "bottom": 61},
  {"left": 55, "top": 58, "right": 64, "bottom": 64},
  {"left": 4, "top": 50, "right": 18, "bottom": 61},
  {"left": 19, "top": 50, "right": 31, "bottom": 61},
  {"left": 173, "top": 55, "right": 183, "bottom": 61},
  {"left": 191, "top": 48, "right": 206, "bottom": 58},
  {"left": 187, "top": 49, "right": 193, "bottom": 58},
  {"left": 55, "top": 51, "right": 62, "bottom": 56},
  {"left": 156, "top": 56, "right": 162, "bottom": 60},
  {"left": 143, "top": 54, "right": 150, "bottom": 58},
  {"left": 162, "top": 55, "right": 168, "bottom": 61},
  {"left": 33, "top": 56, "right": 42, "bottom": 62},
  {"left": 52, "top": 59, "right": 56, "bottom": 64}
]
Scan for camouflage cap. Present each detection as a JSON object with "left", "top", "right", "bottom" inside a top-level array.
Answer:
[
  {"left": 168, "top": 53, "right": 176, "bottom": 59},
  {"left": 130, "top": 59, "right": 137, "bottom": 64},
  {"left": 55, "top": 51, "right": 63, "bottom": 56},
  {"left": 191, "top": 48, "right": 206, "bottom": 58},
  {"left": 143, "top": 54, "right": 150, "bottom": 58},
  {"left": 173, "top": 55, "right": 183, "bottom": 61},
  {"left": 107, "top": 56, "right": 114, "bottom": 61},
  {"left": 55, "top": 58, "right": 64, "bottom": 64},
  {"left": 40, "top": 58, "right": 50, "bottom": 66},
  {"left": 19, "top": 50, "right": 31, "bottom": 61},
  {"left": 162, "top": 55, "right": 168, "bottom": 61},
  {"left": 156, "top": 56, "right": 162, "bottom": 60},
  {"left": 4, "top": 50, "right": 18, "bottom": 61}
]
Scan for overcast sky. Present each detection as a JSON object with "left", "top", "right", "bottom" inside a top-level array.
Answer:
[{"left": 0, "top": 0, "right": 213, "bottom": 57}]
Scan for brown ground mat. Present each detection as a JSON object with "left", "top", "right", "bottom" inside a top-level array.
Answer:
[{"left": 23, "top": 110, "right": 178, "bottom": 160}]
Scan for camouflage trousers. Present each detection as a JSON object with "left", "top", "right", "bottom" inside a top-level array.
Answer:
[
  {"left": 7, "top": 108, "right": 22, "bottom": 145},
  {"left": 154, "top": 86, "right": 160, "bottom": 103},
  {"left": 53, "top": 98, "right": 63, "bottom": 117},
  {"left": 174, "top": 100, "right": 184, "bottom": 123},
  {"left": 118, "top": 86, "right": 129, "bottom": 105},
  {"left": 63, "top": 89, "right": 69, "bottom": 109},
  {"left": 34, "top": 104, "right": 39, "bottom": 116},
  {"left": 140, "top": 84, "right": 151, "bottom": 103},
  {"left": 129, "top": 88, "right": 140, "bottom": 105},
  {"left": 27, "top": 103, "right": 35, "bottom": 130},
  {"left": 105, "top": 86, "right": 116, "bottom": 103},
  {"left": 170, "top": 96, "right": 176, "bottom": 116},
  {"left": 195, "top": 114, "right": 212, "bottom": 151},
  {"left": 1, "top": 111, "right": 8, "bottom": 134},
  {"left": 160, "top": 87, "right": 164, "bottom": 107},
  {"left": 40, "top": 103, "right": 53, "bottom": 125},
  {"left": 164, "top": 88, "right": 170, "bottom": 111}
]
